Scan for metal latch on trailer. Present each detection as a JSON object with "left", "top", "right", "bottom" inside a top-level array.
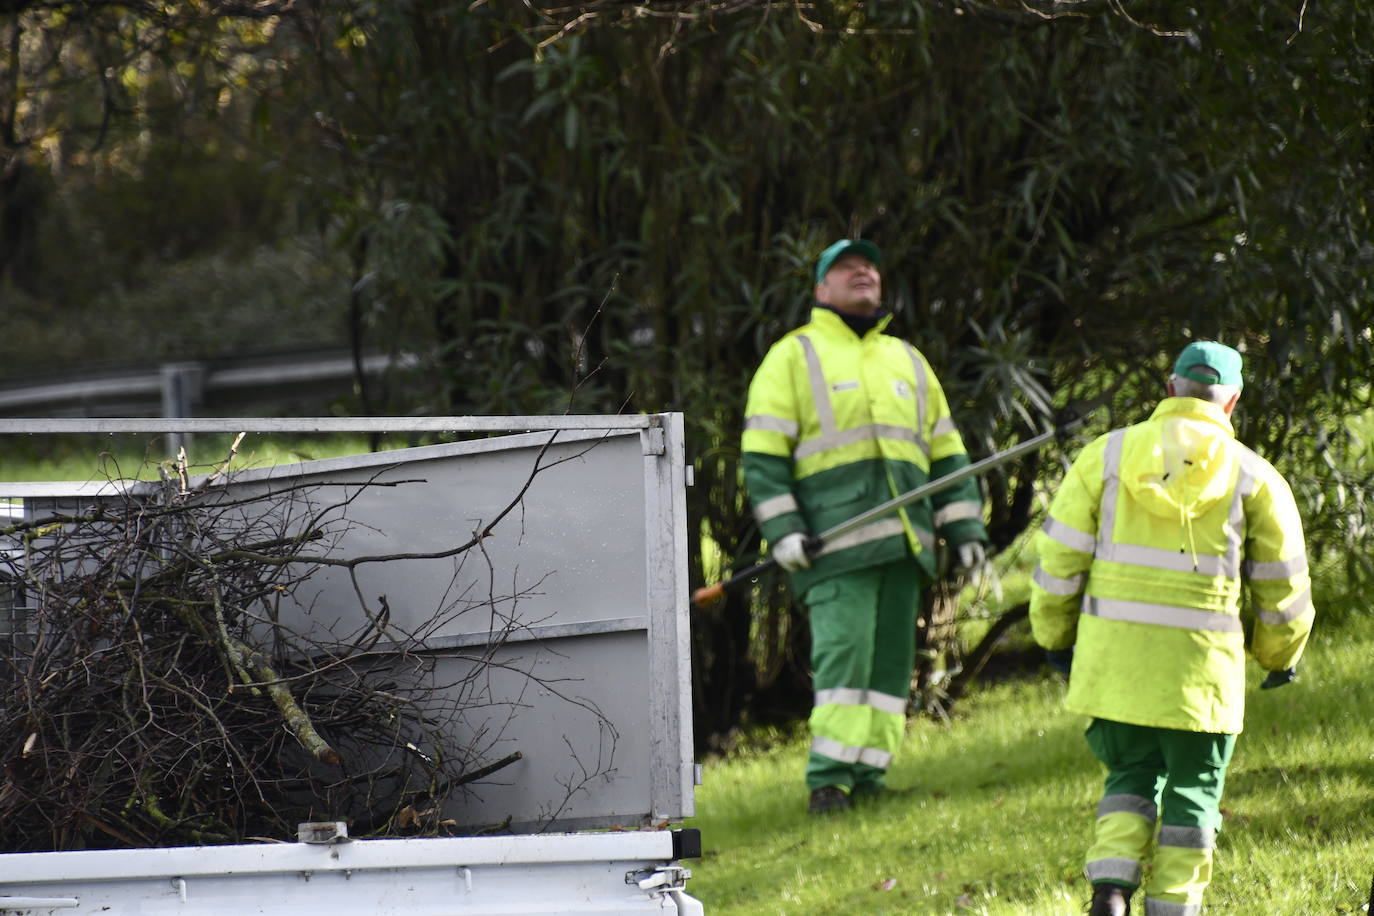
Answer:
[
  {"left": 626, "top": 864, "right": 692, "bottom": 894},
  {"left": 625, "top": 827, "right": 700, "bottom": 895}
]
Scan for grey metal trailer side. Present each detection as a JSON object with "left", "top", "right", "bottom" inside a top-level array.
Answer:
[{"left": 0, "top": 414, "right": 703, "bottom": 915}]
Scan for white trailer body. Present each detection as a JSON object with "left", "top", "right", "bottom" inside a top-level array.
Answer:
[
  {"left": 0, "top": 829, "right": 703, "bottom": 915},
  {"left": 0, "top": 415, "right": 703, "bottom": 914}
]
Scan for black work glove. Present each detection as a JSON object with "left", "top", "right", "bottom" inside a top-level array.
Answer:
[
  {"left": 1045, "top": 648, "right": 1074, "bottom": 678},
  {"left": 1260, "top": 667, "right": 1297, "bottom": 689}
]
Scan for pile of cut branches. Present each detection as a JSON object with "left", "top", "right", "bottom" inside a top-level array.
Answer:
[{"left": 0, "top": 447, "right": 549, "bottom": 852}]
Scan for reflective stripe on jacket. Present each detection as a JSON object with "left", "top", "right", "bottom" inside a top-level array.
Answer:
[
  {"left": 741, "top": 308, "right": 987, "bottom": 590},
  {"left": 1029, "top": 397, "right": 1313, "bottom": 734}
]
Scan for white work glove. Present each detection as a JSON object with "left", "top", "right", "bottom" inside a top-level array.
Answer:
[
  {"left": 772, "top": 532, "right": 812, "bottom": 572},
  {"left": 956, "top": 541, "right": 1002, "bottom": 601},
  {"left": 956, "top": 541, "right": 986, "bottom": 572}
]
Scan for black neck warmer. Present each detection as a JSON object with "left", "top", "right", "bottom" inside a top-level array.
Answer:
[{"left": 818, "top": 304, "right": 887, "bottom": 337}]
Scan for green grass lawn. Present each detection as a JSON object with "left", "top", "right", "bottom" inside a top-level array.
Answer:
[{"left": 682, "top": 617, "right": 1374, "bottom": 915}]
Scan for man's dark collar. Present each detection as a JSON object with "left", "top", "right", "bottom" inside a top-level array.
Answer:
[{"left": 817, "top": 303, "right": 887, "bottom": 336}]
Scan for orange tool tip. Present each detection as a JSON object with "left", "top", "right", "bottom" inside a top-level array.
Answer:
[{"left": 691, "top": 584, "right": 725, "bottom": 608}]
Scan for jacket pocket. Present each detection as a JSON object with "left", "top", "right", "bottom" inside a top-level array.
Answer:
[
  {"left": 809, "top": 475, "right": 871, "bottom": 512},
  {"left": 804, "top": 580, "right": 841, "bottom": 607}
]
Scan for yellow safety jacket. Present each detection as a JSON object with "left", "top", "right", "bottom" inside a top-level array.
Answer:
[
  {"left": 1029, "top": 397, "right": 1313, "bottom": 734},
  {"left": 741, "top": 308, "right": 987, "bottom": 592}
]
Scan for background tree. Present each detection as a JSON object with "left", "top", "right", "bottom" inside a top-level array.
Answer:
[{"left": 0, "top": 1, "right": 344, "bottom": 367}]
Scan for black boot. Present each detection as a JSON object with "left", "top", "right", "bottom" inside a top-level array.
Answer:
[
  {"left": 807, "top": 786, "right": 851, "bottom": 814},
  {"left": 1088, "top": 882, "right": 1131, "bottom": 916}
]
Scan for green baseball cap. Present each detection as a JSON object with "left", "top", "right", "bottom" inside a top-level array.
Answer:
[
  {"left": 815, "top": 238, "right": 882, "bottom": 284},
  {"left": 1173, "top": 340, "right": 1243, "bottom": 389}
]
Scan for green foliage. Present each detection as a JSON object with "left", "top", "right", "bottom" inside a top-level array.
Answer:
[
  {"left": 0, "top": 433, "right": 394, "bottom": 483},
  {"left": 3, "top": 1, "right": 1372, "bottom": 743},
  {"left": 1, "top": 1, "right": 335, "bottom": 365},
  {"left": 1, "top": 243, "right": 348, "bottom": 370}
]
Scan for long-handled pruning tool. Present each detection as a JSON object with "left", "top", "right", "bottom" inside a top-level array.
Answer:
[{"left": 691, "top": 413, "right": 1088, "bottom": 609}]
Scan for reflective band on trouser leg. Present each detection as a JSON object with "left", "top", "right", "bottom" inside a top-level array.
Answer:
[
  {"left": 809, "top": 700, "right": 870, "bottom": 754},
  {"left": 1085, "top": 854, "right": 1142, "bottom": 887},
  {"left": 807, "top": 702, "right": 895, "bottom": 789},
  {"left": 1084, "top": 795, "right": 1156, "bottom": 887},
  {"left": 809, "top": 701, "right": 900, "bottom": 765},
  {"left": 1143, "top": 826, "right": 1214, "bottom": 914},
  {"left": 814, "top": 687, "right": 907, "bottom": 716},
  {"left": 808, "top": 735, "right": 893, "bottom": 769},
  {"left": 805, "top": 567, "right": 881, "bottom": 791},
  {"left": 862, "top": 703, "right": 905, "bottom": 779},
  {"left": 806, "top": 702, "right": 868, "bottom": 791},
  {"left": 1098, "top": 793, "right": 1158, "bottom": 821},
  {"left": 1143, "top": 898, "right": 1201, "bottom": 916},
  {"left": 853, "top": 557, "right": 923, "bottom": 793}
]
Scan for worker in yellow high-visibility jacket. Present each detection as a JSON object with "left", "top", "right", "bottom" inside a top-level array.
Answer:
[
  {"left": 1030, "top": 341, "right": 1313, "bottom": 916},
  {"left": 742, "top": 238, "right": 989, "bottom": 815}
]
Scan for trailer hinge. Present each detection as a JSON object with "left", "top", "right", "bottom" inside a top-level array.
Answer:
[
  {"left": 641, "top": 428, "right": 666, "bottom": 456},
  {"left": 298, "top": 821, "right": 351, "bottom": 844},
  {"left": 626, "top": 864, "right": 692, "bottom": 896}
]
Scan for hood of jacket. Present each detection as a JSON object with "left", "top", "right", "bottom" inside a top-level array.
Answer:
[{"left": 1120, "top": 397, "right": 1239, "bottom": 522}]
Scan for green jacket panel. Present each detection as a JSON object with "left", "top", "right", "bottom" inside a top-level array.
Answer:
[{"left": 1028, "top": 397, "right": 1314, "bottom": 734}]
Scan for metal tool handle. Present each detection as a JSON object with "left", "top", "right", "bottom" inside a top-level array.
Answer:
[{"left": 691, "top": 412, "right": 1088, "bottom": 609}]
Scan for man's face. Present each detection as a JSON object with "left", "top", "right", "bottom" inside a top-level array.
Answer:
[{"left": 815, "top": 254, "right": 882, "bottom": 316}]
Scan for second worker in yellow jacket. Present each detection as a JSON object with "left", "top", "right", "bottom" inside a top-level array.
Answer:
[{"left": 1029, "top": 340, "right": 1313, "bottom": 916}]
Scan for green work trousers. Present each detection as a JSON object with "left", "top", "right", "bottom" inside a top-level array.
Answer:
[
  {"left": 1084, "top": 718, "right": 1236, "bottom": 916},
  {"left": 802, "top": 558, "right": 925, "bottom": 793}
]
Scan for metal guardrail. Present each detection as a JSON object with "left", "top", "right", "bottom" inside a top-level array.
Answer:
[{"left": 0, "top": 350, "right": 416, "bottom": 419}]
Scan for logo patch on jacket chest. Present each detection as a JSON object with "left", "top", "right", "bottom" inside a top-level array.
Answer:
[{"left": 892, "top": 379, "right": 912, "bottom": 399}]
